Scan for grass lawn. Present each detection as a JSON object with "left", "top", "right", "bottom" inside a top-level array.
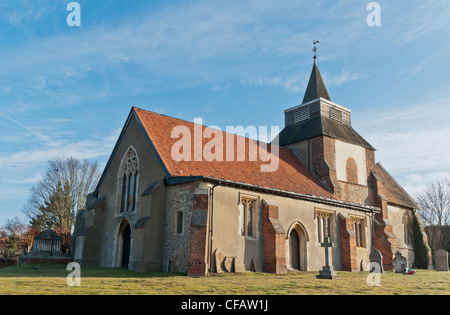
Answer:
[{"left": 0, "top": 264, "right": 449, "bottom": 295}]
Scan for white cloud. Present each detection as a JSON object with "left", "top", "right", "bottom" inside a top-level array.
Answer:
[
  {"left": 323, "top": 71, "right": 363, "bottom": 87},
  {"left": 355, "top": 96, "right": 450, "bottom": 197}
]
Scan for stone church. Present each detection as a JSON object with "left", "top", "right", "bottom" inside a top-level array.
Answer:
[{"left": 72, "top": 57, "right": 432, "bottom": 276}]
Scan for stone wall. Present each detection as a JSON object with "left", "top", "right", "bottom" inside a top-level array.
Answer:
[
  {"left": 0, "top": 258, "right": 18, "bottom": 269},
  {"left": 163, "top": 183, "right": 195, "bottom": 273},
  {"left": 340, "top": 182, "right": 368, "bottom": 205}
]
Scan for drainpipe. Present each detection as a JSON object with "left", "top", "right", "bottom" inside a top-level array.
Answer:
[
  {"left": 208, "top": 182, "right": 220, "bottom": 272},
  {"left": 371, "top": 210, "right": 375, "bottom": 247}
]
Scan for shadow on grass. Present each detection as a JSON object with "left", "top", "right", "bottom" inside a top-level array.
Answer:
[{"left": 0, "top": 264, "right": 186, "bottom": 279}]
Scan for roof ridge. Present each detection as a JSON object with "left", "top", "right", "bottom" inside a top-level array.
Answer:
[{"left": 133, "top": 106, "right": 293, "bottom": 153}]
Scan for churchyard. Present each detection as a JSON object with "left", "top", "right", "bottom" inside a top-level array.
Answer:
[{"left": 0, "top": 264, "right": 448, "bottom": 295}]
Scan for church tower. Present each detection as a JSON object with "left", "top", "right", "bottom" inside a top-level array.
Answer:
[{"left": 277, "top": 53, "right": 376, "bottom": 205}]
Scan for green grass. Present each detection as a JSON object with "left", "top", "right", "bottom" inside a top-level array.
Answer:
[{"left": 0, "top": 265, "right": 449, "bottom": 295}]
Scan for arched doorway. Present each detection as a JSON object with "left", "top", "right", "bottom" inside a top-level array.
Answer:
[
  {"left": 290, "top": 229, "right": 300, "bottom": 270},
  {"left": 116, "top": 220, "right": 132, "bottom": 269},
  {"left": 121, "top": 224, "right": 131, "bottom": 268},
  {"left": 287, "top": 222, "right": 308, "bottom": 271}
]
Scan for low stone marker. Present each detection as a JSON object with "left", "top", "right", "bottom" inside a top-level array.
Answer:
[
  {"left": 234, "top": 258, "right": 246, "bottom": 273},
  {"left": 213, "top": 249, "right": 226, "bottom": 273},
  {"left": 369, "top": 247, "right": 384, "bottom": 273},
  {"left": 394, "top": 252, "right": 407, "bottom": 274},
  {"left": 252, "top": 257, "right": 263, "bottom": 273},
  {"left": 224, "top": 256, "right": 235, "bottom": 273},
  {"left": 436, "top": 249, "right": 449, "bottom": 271}
]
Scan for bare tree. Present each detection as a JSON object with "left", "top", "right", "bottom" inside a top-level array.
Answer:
[
  {"left": 0, "top": 217, "right": 29, "bottom": 258},
  {"left": 416, "top": 177, "right": 450, "bottom": 251},
  {"left": 22, "top": 157, "right": 101, "bottom": 232}
]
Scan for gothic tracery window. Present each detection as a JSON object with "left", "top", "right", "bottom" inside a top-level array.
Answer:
[
  {"left": 403, "top": 211, "right": 413, "bottom": 245},
  {"left": 241, "top": 198, "right": 256, "bottom": 237},
  {"left": 120, "top": 148, "right": 139, "bottom": 213},
  {"left": 317, "top": 212, "right": 333, "bottom": 243},
  {"left": 353, "top": 218, "right": 366, "bottom": 247}
]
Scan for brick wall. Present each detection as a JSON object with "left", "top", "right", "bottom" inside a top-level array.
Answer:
[
  {"left": 310, "top": 136, "right": 341, "bottom": 198},
  {"left": 0, "top": 258, "right": 18, "bottom": 269},
  {"left": 339, "top": 215, "right": 358, "bottom": 272},
  {"left": 187, "top": 189, "right": 210, "bottom": 277},
  {"left": 345, "top": 157, "right": 358, "bottom": 183},
  {"left": 262, "top": 200, "right": 287, "bottom": 275}
]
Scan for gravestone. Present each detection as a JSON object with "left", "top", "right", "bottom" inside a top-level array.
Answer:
[
  {"left": 19, "top": 229, "right": 71, "bottom": 265},
  {"left": 213, "top": 249, "right": 226, "bottom": 273},
  {"left": 234, "top": 258, "right": 246, "bottom": 273},
  {"left": 436, "top": 249, "right": 449, "bottom": 271},
  {"left": 369, "top": 247, "right": 384, "bottom": 273},
  {"left": 316, "top": 237, "right": 338, "bottom": 279},
  {"left": 394, "top": 252, "right": 407, "bottom": 274},
  {"left": 252, "top": 257, "right": 263, "bottom": 273},
  {"left": 224, "top": 256, "right": 235, "bottom": 272},
  {"left": 360, "top": 259, "right": 366, "bottom": 272}
]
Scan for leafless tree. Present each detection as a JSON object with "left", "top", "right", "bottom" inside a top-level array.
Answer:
[
  {"left": 22, "top": 157, "right": 101, "bottom": 232},
  {"left": 416, "top": 177, "right": 450, "bottom": 251},
  {"left": 0, "top": 217, "right": 29, "bottom": 257}
]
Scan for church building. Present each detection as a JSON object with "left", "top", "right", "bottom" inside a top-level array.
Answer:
[{"left": 72, "top": 56, "right": 432, "bottom": 276}]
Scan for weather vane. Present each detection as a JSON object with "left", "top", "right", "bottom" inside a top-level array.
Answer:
[{"left": 313, "top": 40, "right": 319, "bottom": 58}]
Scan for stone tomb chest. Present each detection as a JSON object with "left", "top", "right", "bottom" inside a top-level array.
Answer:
[{"left": 19, "top": 229, "right": 72, "bottom": 265}]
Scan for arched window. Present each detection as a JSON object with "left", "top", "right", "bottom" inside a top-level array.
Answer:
[
  {"left": 352, "top": 217, "right": 366, "bottom": 248},
  {"left": 403, "top": 211, "right": 412, "bottom": 245},
  {"left": 241, "top": 198, "right": 256, "bottom": 237},
  {"left": 176, "top": 211, "right": 184, "bottom": 235},
  {"left": 317, "top": 211, "right": 333, "bottom": 243},
  {"left": 119, "top": 148, "right": 139, "bottom": 213}
]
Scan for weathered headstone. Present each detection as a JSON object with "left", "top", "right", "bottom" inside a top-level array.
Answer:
[
  {"left": 234, "top": 258, "right": 246, "bottom": 273},
  {"left": 369, "top": 247, "right": 384, "bottom": 273},
  {"left": 394, "top": 252, "right": 407, "bottom": 274},
  {"left": 252, "top": 257, "right": 263, "bottom": 273},
  {"left": 224, "top": 256, "right": 235, "bottom": 273},
  {"left": 213, "top": 249, "right": 226, "bottom": 273},
  {"left": 436, "top": 249, "right": 449, "bottom": 271},
  {"left": 360, "top": 259, "right": 366, "bottom": 272},
  {"left": 316, "top": 237, "right": 338, "bottom": 279}
]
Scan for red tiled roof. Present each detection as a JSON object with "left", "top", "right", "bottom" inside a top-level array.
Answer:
[
  {"left": 375, "top": 163, "right": 418, "bottom": 209},
  {"left": 133, "top": 107, "right": 336, "bottom": 199}
]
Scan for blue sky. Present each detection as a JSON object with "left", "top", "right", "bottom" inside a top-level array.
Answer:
[{"left": 1, "top": 0, "right": 450, "bottom": 225}]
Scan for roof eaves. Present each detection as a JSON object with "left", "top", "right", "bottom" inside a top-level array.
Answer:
[{"left": 165, "top": 175, "right": 380, "bottom": 213}]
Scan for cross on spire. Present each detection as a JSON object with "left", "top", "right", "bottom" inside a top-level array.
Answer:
[{"left": 302, "top": 41, "right": 331, "bottom": 104}]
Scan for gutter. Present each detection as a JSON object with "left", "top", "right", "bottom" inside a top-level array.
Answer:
[{"left": 165, "top": 175, "right": 380, "bottom": 214}]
